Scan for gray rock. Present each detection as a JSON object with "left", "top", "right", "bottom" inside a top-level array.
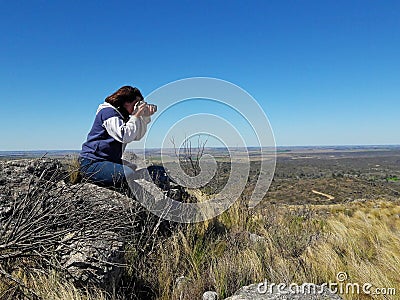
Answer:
[
  {"left": 203, "top": 291, "right": 219, "bottom": 300},
  {"left": 0, "top": 157, "right": 191, "bottom": 292},
  {"left": 248, "top": 232, "right": 265, "bottom": 243},
  {"left": 175, "top": 275, "right": 187, "bottom": 289},
  {"left": 60, "top": 231, "right": 125, "bottom": 290},
  {"left": 0, "top": 158, "right": 128, "bottom": 291},
  {"left": 223, "top": 283, "right": 343, "bottom": 300}
]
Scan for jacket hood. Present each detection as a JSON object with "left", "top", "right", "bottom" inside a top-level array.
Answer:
[
  {"left": 96, "top": 102, "right": 116, "bottom": 115},
  {"left": 96, "top": 102, "right": 131, "bottom": 121}
]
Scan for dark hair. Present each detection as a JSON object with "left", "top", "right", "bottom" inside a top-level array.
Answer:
[{"left": 105, "top": 86, "right": 143, "bottom": 107}]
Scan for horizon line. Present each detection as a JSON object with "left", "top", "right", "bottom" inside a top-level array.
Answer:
[{"left": 1, "top": 143, "right": 399, "bottom": 152}]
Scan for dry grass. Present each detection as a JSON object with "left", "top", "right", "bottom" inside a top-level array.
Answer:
[
  {"left": 134, "top": 198, "right": 399, "bottom": 300},
  {"left": 303, "top": 200, "right": 400, "bottom": 299},
  {"left": 0, "top": 269, "right": 107, "bottom": 300},
  {"left": 137, "top": 198, "right": 324, "bottom": 299},
  {"left": 65, "top": 154, "right": 82, "bottom": 184}
]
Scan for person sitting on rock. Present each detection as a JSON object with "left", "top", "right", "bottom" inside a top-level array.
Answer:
[{"left": 79, "top": 86, "right": 156, "bottom": 189}]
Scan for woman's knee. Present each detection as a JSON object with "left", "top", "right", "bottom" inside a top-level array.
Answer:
[{"left": 122, "top": 165, "right": 136, "bottom": 179}]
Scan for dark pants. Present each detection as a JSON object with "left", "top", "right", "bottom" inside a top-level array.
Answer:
[
  {"left": 79, "top": 157, "right": 146, "bottom": 188},
  {"left": 79, "top": 157, "right": 171, "bottom": 196}
]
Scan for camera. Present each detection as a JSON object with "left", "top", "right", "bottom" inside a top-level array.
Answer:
[
  {"left": 147, "top": 103, "right": 157, "bottom": 112},
  {"left": 133, "top": 101, "right": 157, "bottom": 115}
]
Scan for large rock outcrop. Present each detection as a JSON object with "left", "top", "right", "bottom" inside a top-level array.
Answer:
[{"left": 0, "top": 157, "right": 174, "bottom": 292}]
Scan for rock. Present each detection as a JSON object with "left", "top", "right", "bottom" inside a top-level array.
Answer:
[
  {"left": 248, "top": 232, "right": 265, "bottom": 243},
  {"left": 0, "top": 158, "right": 129, "bottom": 291},
  {"left": 223, "top": 283, "right": 343, "bottom": 300},
  {"left": 203, "top": 291, "right": 219, "bottom": 300},
  {"left": 122, "top": 151, "right": 138, "bottom": 162},
  {"left": 60, "top": 231, "right": 125, "bottom": 290},
  {"left": 167, "top": 187, "right": 183, "bottom": 200},
  {"left": 28, "top": 158, "right": 67, "bottom": 181},
  {"left": 0, "top": 157, "right": 192, "bottom": 292},
  {"left": 0, "top": 158, "right": 65, "bottom": 196},
  {"left": 175, "top": 275, "right": 187, "bottom": 289}
]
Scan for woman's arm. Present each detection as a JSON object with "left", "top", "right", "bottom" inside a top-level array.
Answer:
[{"left": 102, "top": 115, "right": 151, "bottom": 143}]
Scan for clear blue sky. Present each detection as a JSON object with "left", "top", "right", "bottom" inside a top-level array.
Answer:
[{"left": 0, "top": 0, "right": 399, "bottom": 150}]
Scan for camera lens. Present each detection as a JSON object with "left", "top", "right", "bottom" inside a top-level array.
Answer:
[{"left": 149, "top": 104, "right": 157, "bottom": 112}]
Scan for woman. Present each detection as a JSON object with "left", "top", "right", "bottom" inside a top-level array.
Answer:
[{"left": 79, "top": 86, "right": 156, "bottom": 188}]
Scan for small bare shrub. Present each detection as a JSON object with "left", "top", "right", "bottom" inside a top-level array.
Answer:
[{"left": 64, "top": 155, "right": 82, "bottom": 184}]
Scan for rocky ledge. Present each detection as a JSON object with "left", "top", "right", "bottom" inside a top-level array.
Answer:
[{"left": 0, "top": 157, "right": 180, "bottom": 292}]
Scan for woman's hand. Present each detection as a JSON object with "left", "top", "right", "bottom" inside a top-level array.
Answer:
[
  {"left": 133, "top": 102, "right": 156, "bottom": 117},
  {"left": 132, "top": 102, "right": 148, "bottom": 117},
  {"left": 146, "top": 104, "right": 157, "bottom": 116}
]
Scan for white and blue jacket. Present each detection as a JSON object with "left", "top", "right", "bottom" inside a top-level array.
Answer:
[{"left": 80, "top": 102, "right": 151, "bottom": 164}]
